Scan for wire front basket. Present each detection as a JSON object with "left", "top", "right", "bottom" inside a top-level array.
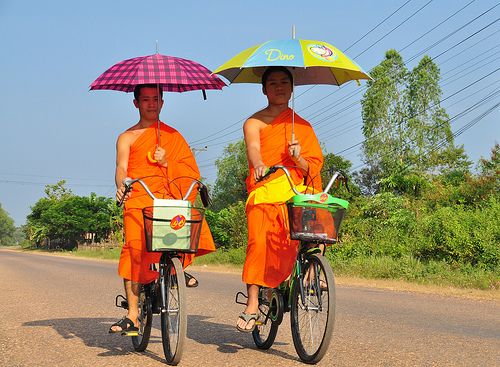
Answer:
[
  {"left": 143, "top": 204, "right": 204, "bottom": 253},
  {"left": 287, "top": 202, "right": 346, "bottom": 244}
]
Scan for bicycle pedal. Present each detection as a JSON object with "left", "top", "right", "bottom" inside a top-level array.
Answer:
[
  {"left": 306, "top": 247, "right": 322, "bottom": 254},
  {"left": 115, "top": 294, "right": 128, "bottom": 310},
  {"left": 235, "top": 291, "right": 248, "bottom": 305},
  {"left": 121, "top": 330, "right": 139, "bottom": 337}
]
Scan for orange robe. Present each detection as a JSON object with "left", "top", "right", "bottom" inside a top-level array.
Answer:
[
  {"left": 242, "top": 108, "right": 323, "bottom": 288},
  {"left": 118, "top": 122, "right": 215, "bottom": 284}
]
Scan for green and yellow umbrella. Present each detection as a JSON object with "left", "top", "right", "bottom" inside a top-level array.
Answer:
[{"left": 213, "top": 38, "right": 371, "bottom": 85}]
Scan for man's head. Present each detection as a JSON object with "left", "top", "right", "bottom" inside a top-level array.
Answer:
[
  {"left": 134, "top": 84, "right": 163, "bottom": 101},
  {"left": 133, "top": 84, "right": 164, "bottom": 122},
  {"left": 261, "top": 67, "right": 293, "bottom": 105},
  {"left": 261, "top": 66, "right": 293, "bottom": 92}
]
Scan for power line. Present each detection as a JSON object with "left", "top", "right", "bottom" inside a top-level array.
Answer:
[
  {"left": 0, "top": 179, "right": 113, "bottom": 188},
  {"left": 398, "top": 0, "right": 477, "bottom": 53},
  {"left": 406, "top": 3, "right": 500, "bottom": 63},
  {"left": 432, "top": 17, "right": 500, "bottom": 60},
  {"left": 353, "top": 0, "right": 435, "bottom": 59},
  {"left": 344, "top": 0, "right": 415, "bottom": 52}
]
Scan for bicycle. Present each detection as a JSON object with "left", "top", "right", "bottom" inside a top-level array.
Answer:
[
  {"left": 236, "top": 165, "right": 348, "bottom": 364},
  {"left": 115, "top": 176, "right": 210, "bottom": 365}
]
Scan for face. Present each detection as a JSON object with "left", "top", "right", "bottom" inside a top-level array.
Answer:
[
  {"left": 263, "top": 71, "right": 292, "bottom": 105},
  {"left": 133, "top": 87, "right": 164, "bottom": 121}
]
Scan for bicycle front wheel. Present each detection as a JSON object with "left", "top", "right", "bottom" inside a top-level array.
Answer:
[
  {"left": 160, "top": 256, "right": 186, "bottom": 365},
  {"left": 290, "top": 253, "right": 335, "bottom": 364},
  {"left": 132, "top": 284, "right": 153, "bottom": 351}
]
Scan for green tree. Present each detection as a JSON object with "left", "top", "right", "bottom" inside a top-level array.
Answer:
[
  {"left": 478, "top": 142, "right": 499, "bottom": 192},
  {"left": 44, "top": 180, "right": 73, "bottom": 200},
  {"left": 26, "top": 182, "right": 120, "bottom": 249},
  {"left": 212, "top": 140, "right": 248, "bottom": 211},
  {"left": 0, "top": 203, "right": 16, "bottom": 246},
  {"left": 360, "top": 50, "right": 470, "bottom": 195},
  {"left": 361, "top": 49, "right": 408, "bottom": 178},
  {"left": 406, "top": 55, "right": 470, "bottom": 173}
]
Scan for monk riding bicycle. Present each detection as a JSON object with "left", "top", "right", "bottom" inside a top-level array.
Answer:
[
  {"left": 116, "top": 175, "right": 210, "bottom": 365},
  {"left": 236, "top": 165, "right": 348, "bottom": 364}
]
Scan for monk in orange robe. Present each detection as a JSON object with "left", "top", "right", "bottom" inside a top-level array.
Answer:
[
  {"left": 111, "top": 84, "right": 215, "bottom": 335},
  {"left": 236, "top": 67, "right": 323, "bottom": 332}
]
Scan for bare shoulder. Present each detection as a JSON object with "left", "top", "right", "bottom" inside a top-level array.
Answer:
[
  {"left": 117, "top": 124, "right": 146, "bottom": 145},
  {"left": 244, "top": 110, "right": 269, "bottom": 131}
]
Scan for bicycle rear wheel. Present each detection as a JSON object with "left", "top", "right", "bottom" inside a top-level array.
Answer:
[
  {"left": 252, "top": 287, "right": 282, "bottom": 349},
  {"left": 160, "top": 256, "right": 186, "bottom": 365},
  {"left": 290, "top": 253, "right": 335, "bottom": 364},
  {"left": 132, "top": 284, "right": 153, "bottom": 351}
]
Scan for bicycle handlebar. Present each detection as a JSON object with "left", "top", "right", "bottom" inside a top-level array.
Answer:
[
  {"left": 258, "top": 165, "right": 348, "bottom": 195},
  {"left": 117, "top": 177, "right": 211, "bottom": 208}
]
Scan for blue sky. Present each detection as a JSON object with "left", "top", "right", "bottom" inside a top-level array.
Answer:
[{"left": 1, "top": 0, "right": 499, "bottom": 225}]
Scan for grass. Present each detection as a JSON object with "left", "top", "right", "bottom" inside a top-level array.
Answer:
[
  {"left": 326, "top": 252, "right": 500, "bottom": 290},
  {"left": 68, "top": 246, "right": 122, "bottom": 260},
  {"left": 11, "top": 244, "right": 499, "bottom": 291}
]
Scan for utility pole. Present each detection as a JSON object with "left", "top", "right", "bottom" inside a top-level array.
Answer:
[{"left": 191, "top": 146, "right": 208, "bottom": 157}]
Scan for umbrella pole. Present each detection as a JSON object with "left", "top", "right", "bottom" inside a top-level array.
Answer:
[
  {"left": 156, "top": 83, "right": 161, "bottom": 148},
  {"left": 291, "top": 83, "right": 295, "bottom": 143},
  {"left": 155, "top": 41, "right": 161, "bottom": 149},
  {"left": 291, "top": 25, "right": 296, "bottom": 156},
  {"left": 291, "top": 68, "right": 297, "bottom": 157}
]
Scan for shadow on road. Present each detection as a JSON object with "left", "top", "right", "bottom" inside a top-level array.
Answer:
[
  {"left": 22, "top": 317, "right": 165, "bottom": 364},
  {"left": 187, "top": 314, "right": 298, "bottom": 362},
  {"left": 23, "top": 315, "right": 298, "bottom": 363}
]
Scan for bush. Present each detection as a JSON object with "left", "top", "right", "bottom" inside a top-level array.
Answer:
[
  {"left": 205, "top": 201, "right": 247, "bottom": 249},
  {"left": 415, "top": 198, "right": 500, "bottom": 269}
]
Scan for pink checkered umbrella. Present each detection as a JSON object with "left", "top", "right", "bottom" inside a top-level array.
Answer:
[
  {"left": 90, "top": 53, "right": 226, "bottom": 93},
  {"left": 90, "top": 53, "right": 225, "bottom": 162}
]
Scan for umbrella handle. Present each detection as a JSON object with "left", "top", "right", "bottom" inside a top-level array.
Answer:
[
  {"left": 291, "top": 132, "right": 299, "bottom": 158},
  {"left": 147, "top": 151, "right": 158, "bottom": 164}
]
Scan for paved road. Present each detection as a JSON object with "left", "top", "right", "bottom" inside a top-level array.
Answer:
[{"left": 0, "top": 248, "right": 498, "bottom": 366}]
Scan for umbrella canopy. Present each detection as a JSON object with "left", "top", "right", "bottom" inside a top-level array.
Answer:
[
  {"left": 91, "top": 53, "right": 226, "bottom": 92},
  {"left": 213, "top": 39, "right": 370, "bottom": 85}
]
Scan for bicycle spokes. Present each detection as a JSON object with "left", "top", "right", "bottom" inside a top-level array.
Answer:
[
  {"left": 291, "top": 254, "right": 335, "bottom": 363},
  {"left": 166, "top": 266, "right": 181, "bottom": 349},
  {"left": 300, "top": 262, "right": 326, "bottom": 311}
]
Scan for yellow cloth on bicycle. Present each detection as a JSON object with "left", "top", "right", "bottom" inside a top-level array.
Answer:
[
  {"left": 118, "top": 122, "right": 215, "bottom": 284},
  {"left": 247, "top": 173, "right": 309, "bottom": 205},
  {"left": 243, "top": 108, "right": 323, "bottom": 288}
]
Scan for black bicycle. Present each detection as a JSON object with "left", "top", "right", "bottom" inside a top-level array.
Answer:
[
  {"left": 116, "top": 176, "right": 210, "bottom": 365},
  {"left": 236, "top": 165, "right": 348, "bottom": 364}
]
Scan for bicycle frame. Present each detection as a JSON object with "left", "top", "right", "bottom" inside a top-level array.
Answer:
[{"left": 278, "top": 245, "right": 324, "bottom": 312}]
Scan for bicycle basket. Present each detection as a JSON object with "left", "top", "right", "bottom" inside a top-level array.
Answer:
[
  {"left": 287, "top": 193, "right": 348, "bottom": 244},
  {"left": 142, "top": 199, "right": 204, "bottom": 253}
]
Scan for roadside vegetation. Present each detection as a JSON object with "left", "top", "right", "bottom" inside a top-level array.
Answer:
[{"left": 1, "top": 50, "right": 498, "bottom": 291}]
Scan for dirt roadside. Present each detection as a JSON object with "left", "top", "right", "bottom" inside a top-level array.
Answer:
[{"left": 3, "top": 247, "right": 499, "bottom": 302}]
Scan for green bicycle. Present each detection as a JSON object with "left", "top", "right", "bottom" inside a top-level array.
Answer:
[{"left": 236, "top": 165, "right": 348, "bottom": 364}]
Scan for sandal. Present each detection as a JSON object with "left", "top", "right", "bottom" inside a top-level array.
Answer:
[
  {"left": 109, "top": 316, "right": 139, "bottom": 336},
  {"left": 184, "top": 272, "right": 199, "bottom": 288},
  {"left": 236, "top": 312, "right": 259, "bottom": 333}
]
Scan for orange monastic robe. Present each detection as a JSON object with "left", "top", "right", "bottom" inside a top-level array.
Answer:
[
  {"left": 118, "top": 122, "right": 215, "bottom": 284},
  {"left": 242, "top": 108, "right": 323, "bottom": 288}
]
